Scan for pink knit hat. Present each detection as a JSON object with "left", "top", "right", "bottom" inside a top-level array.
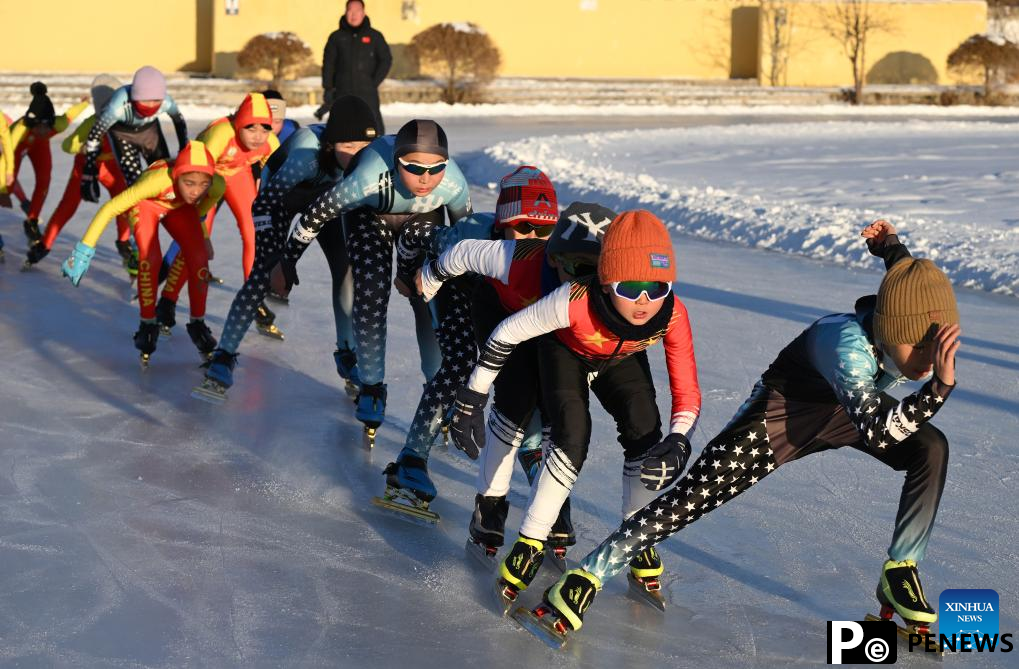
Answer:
[{"left": 131, "top": 66, "right": 166, "bottom": 101}]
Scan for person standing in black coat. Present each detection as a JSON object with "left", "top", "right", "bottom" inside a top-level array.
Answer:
[{"left": 316, "top": 0, "right": 392, "bottom": 131}]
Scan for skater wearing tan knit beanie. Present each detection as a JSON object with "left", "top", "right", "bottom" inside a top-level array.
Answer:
[{"left": 863, "top": 220, "right": 961, "bottom": 384}]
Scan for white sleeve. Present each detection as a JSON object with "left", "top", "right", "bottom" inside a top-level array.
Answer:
[
  {"left": 420, "top": 239, "right": 515, "bottom": 302},
  {"left": 467, "top": 282, "right": 572, "bottom": 394}
]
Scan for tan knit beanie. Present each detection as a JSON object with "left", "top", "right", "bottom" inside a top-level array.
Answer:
[
  {"left": 874, "top": 258, "right": 959, "bottom": 345},
  {"left": 598, "top": 210, "right": 676, "bottom": 284}
]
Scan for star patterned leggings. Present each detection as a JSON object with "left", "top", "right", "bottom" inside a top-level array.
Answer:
[
  {"left": 401, "top": 276, "right": 478, "bottom": 459},
  {"left": 580, "top": 381, "right": 949, "bottom": 582}
]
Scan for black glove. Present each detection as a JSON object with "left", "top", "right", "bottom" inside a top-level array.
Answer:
[
  {"left": 640, "top": 433, "right": 691, "bottom": 491},
  {"left": 449, "top": 385, "right": 488, "bottom": 460},
  {"left": 80, "top": 153, "right": 100, "bottom": 202}
]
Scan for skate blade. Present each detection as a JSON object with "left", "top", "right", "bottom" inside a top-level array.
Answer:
[
  {"left": 492, "top": 579, "right": 519, "bottom": 617},
  {"left": 464, "top": 539, "right": 498, "bottom": 573},
  {"left": 139, "top": 354, "right": 151, "bottom": 370},
  {"left": 864, "top": 613, "right": 944, "bottom": 657},
  {"left": 627, "top": 572, "right": 666, "bottom": 612},
  {"left": 20, "top": 260, "right": 33, "bottom": 272},
  {"left": 370, "top": 496, "right": 440, "bottom": 526},
  {"left": 363, "top": 427, "right": 377, "bottom": 449},
  {"left": 209, "top": 274, "right": 225, "bottom": 285},
  {"left": 511, "top": 607, "right": 568, "bottom": 650},
  {"left": 191, "top": 380, "right": 227, "bottom": 404},
  {"left": 343, "top": 380, "right": 359, "bottom": 401},
  {"left": 256, "top": 324, "right": 285, "bottom": 340},
  {"left": 159, "top": 325, "right": 172, "bottom": 339}
]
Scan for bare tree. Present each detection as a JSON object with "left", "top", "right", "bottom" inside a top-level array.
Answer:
[
  {"left": 410, "top": 23, "right": 501, "bottom": 104},
  {"left": 818, "top": 0, "right": 895, "bottom": 104},
  {"left": 237, "top": 32, "right": 313, "bottom": 89},
  {"left": 948, "top": 34, "right": 1019, "bottom": 97},
  {"left": 761, "top": 1, "right": 795, "bottom": 86}
]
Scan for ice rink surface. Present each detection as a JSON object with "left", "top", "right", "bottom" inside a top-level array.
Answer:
[{"left": 0, "top": 112, "right": 1015, "bottom": 668}]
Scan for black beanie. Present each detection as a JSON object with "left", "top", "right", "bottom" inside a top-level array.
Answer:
[
  {"left": 25, "top": 81, "right": 56, "bottom": 127},
  {"left": 324, "top": 95, "right": 380, "bottom": 144},
  {"left": 547, "top": 202, "right": 618, "bottom": 257},
  {"left": 394, "top": 119, "right": 448, "bottom": 160}
]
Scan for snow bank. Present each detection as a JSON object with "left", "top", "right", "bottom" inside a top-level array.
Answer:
[
  {"left": 380, "top": 101, "right": 1019, "bottom": 118},
  {"left": 469, "top": 121, "right": 1019, "bottom": 296}
]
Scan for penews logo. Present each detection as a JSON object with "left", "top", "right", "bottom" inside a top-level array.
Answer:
[{"left": 827, "top": 621, "right": 896, "bottom": 664}]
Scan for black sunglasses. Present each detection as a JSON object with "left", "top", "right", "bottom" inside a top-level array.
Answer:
[{"left": 511, "top": 221, "right": 554, "bottom": 237}]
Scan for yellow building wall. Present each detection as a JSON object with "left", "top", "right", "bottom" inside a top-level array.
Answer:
[
  {"left": 0, "top": 0, "right": 209, "bottom": 73},
  {"left": 761, "top": 0, "right": 987, "bottom": 87},
  {"left": 0, "top": 0, "right": 989, "bottom": 84},
  {"left": 209, "top": 0, "right": 734, "bottom": 79}
]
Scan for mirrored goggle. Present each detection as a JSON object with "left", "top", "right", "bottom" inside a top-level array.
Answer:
[
  {"left": 559, "top": 257, "right": 598, "bottom": 277},
  {"left": 610, "top": 281, "right": 672, "bottom": 302},
  {"left": 398, "top": 157, "right": 448, "bottom": 176}
]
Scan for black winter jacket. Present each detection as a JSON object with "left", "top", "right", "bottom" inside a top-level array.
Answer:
[{"left": 322, "top": 16, "right": 392, "bottom": 122}]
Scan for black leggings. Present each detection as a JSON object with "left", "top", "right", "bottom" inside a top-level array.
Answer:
[{"left": 516, "top": 338, "right": 662, "bottom": 542}]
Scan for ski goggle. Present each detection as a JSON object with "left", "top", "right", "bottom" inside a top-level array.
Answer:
[
  {"left": 398, "top": 157, "right": 448, "bottom": 176},
  {"left": 131, "top": 100, "right": 161, "bottom": 117},
  {"left": 558, "top": 256, "right": 598, "bottom": 277},
  {"left": 610, "top": 281, "right": 672, "bottom": 302},
  {"left": 510, "top": 221, "right": 554, "bottom": 238}
]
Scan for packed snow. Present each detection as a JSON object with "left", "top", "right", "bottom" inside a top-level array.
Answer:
[
  {"left": 475, "top": 120, "right": 1019, "bottom": 297},
  {"left": 0, "top": 114, "right": 1015, "bottom": 668}
]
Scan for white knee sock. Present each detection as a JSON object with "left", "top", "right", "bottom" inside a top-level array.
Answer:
[
  {"left": 476, "top": 408, "right": 525, "bottom": 497},
  {"left": 519, "top": 442, "right": 578, "bottom": 541}
]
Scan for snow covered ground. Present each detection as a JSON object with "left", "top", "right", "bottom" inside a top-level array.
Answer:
[
  {"left": 0, "top": 114, "right": 1016, "bottom": 668},
  {"left": 476, "top": 120, "right": 1019, "bottom": 296}
]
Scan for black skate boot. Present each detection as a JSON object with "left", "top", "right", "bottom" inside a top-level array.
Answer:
[
  {"left": 877, "top": 559, "right": 937, "bottom": 626},
  {"left": 628, "top": 546, "right": 665, "bottom": 610},
  {"left": 496, "top": 535, "right": 545, "bottom": 611},
  {"left": 155, "top": 296, "right": 176, "bottom": 337},
  {"left": 23, "top": 218, "right": 41, "bottom": 246},
  {"left": 545, "top": 498, "right": 576, "bottom": 571},
  {"left": 133, "top": 320, "right": 159, "bottom": 368},
  {"left": 186, "top": 319, "right": 218, "bottom": 360},
  {"left": 22, "top": 242, "right": 49, "bottom": 269},
  {"left": 255, "top": 301, "right": 284, "bottom": 340},
  {"left": 466, "top": 494, "right": 509, "bottom": 569}
]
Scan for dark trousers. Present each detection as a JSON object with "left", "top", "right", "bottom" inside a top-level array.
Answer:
[{"left": 517, "top": 338, "right": 662, "bottom": 541}]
